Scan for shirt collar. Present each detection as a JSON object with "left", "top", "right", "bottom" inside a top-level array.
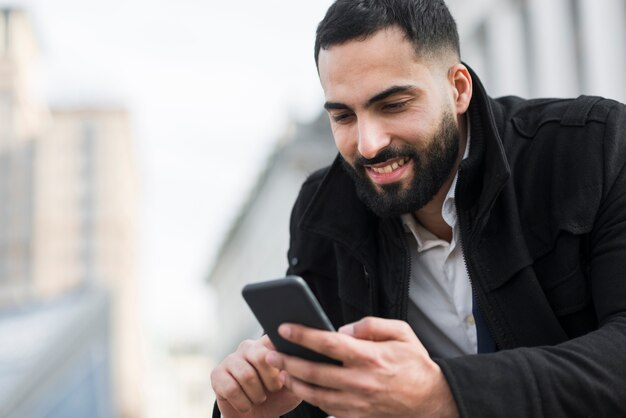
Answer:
[{"left": 401, "top": 212, "right": 447, "bottom": 252}]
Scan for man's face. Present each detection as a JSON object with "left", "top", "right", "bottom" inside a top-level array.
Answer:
[{"left": 317, "top": 27, "right": 462, "bottom": 218}]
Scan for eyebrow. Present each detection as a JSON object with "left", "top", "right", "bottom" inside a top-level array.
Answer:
[{"left": 323, "top": 85, "right": 417, "bottom": 112}]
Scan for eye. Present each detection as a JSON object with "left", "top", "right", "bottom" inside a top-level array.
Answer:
[
  {"left": 331, "top": 112, "right": 355, "bottom": 124},
  {"left": 382, "top": 101, "right": 409, "bottom": 112}
]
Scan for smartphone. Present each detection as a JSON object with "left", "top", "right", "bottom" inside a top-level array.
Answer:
[{"left": 242, "top": 276, "right": 340, "bottom": 365}]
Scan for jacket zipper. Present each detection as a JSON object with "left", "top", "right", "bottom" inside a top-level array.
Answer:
[
  {"left": 362, "top": 262, "right": 378, "bottom": 316},
  {"left": 396, "top": 219, "right": 412, "bottom": 321},
  {"left": 457, "top": 163, "right": 504, "bottom": 351}
]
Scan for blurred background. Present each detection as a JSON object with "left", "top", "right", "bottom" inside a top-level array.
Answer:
[{"left": 0, "top": 0, "right": 624, "bottom": 417}]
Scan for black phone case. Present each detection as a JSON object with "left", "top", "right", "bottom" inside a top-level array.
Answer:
[{"left": 242, "top": 276, "right": 340, "bottom": 365}]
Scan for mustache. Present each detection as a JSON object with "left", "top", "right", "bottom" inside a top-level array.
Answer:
[{"left": 354, "top": 147, "right": 417, "bottom": 166}]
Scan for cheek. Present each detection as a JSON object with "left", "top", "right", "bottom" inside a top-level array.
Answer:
[
  {"left": 392, "top": 115, "right": 439, "bottom": 149},
  {"left": 332, "top": 126, "right": 358, "bottom": 159}
]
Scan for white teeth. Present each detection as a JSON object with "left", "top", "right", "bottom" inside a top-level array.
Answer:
[{"left": 370, "top": 158, "right": 409, "bottom": 174}]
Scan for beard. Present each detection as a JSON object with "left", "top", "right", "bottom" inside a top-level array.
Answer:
[{"left": 340, "top": 110, "right": 461, "bottom": 218}]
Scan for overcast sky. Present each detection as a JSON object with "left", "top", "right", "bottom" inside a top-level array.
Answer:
[{"left": 3, "top": 0, "right": 334, "bottom": 341}]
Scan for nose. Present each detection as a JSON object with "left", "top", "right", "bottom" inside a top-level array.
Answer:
[{"left": 357, "top": 118, "right": 391, "bottom": 159}]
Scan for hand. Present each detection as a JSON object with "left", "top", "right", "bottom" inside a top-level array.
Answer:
[
  {"left": 266, "top": 317, "right": 460, "bottom": 418},
  {"left": 210, "top": 335, "right": 302, "bottom": 418}
]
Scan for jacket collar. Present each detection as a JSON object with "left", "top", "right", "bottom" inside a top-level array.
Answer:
[
  {"left": 298, "top": 155, "right": 379, "bottom": 267},
  {"left": 456, "top": 65, "right": 510, "bottom": 224}
]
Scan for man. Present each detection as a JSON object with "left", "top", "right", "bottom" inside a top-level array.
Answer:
[{"left": 211, "top": 0, "right": 626, "bottom": 417}]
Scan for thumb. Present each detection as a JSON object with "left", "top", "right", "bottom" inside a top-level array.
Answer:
[
  {"left": 341, "top": 317, "right": 416, "bottom": 342},
  {"left": 260, "top": 334, "right": 277, "bottom": 350}
]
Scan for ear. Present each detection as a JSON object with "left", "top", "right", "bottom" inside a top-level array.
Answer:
[{"left": 448, "top": 63, "right": 472, "bottom": 115}]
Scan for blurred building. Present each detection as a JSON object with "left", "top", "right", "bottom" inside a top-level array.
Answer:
[
  {"left": 207, "top": 0, "right": 626, "bottom": 358},
  {"left": 0, "top": 8, "right": 141, "bottom": 418},
  {"left": 449, "top": 0, "right": 626, "bottom": 103},
  {"left": 207, "top": 114, "right": 336, "bottom": 360},
  {"left": 0, "top": 8, "right": 46, "bottom": 302},
  {"left": 0, "top": 287, "right": 114, "bottom": 418},
  {"left": 142, "top": 342, "right": 215, "bottom": 418}
]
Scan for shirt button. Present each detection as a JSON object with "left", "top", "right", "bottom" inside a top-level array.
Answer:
[{"left": 464, "top": 315, "right": 476, "bottom": 327}]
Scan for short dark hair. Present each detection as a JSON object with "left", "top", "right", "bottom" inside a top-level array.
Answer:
[{"left": 314, "top": 0, "right": 460, "bottom": 66}]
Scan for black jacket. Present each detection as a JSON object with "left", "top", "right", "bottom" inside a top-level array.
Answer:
[{"left": 284, "top": 70, "right": 626, "bottom": 417}]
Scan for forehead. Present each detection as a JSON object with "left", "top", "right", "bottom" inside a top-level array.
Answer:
[{"left": 317, "top": 27, "right": 439, "bottom": 103}]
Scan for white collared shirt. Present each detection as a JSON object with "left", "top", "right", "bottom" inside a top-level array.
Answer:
[{"left": 400, "top": 123, "right": 476, "bottom": 358}]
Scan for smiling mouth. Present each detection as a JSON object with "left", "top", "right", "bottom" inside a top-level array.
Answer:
[{"left": 367, "top": 157, "right": 410, "bottom": 174}]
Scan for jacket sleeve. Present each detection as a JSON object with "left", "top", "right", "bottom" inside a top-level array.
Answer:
[
  {"left": 285, "top": 169, "right": 345, "bottom": 329},
  {"left": 437, "top": 102, "right": 626, "bottom": 417},
  {"left": 281, "top": 169, "right": 338, "bottom": 418}
]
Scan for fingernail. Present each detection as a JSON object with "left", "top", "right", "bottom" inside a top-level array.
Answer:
[
  {"left": 266, "top": 351, "right": 279, "bottom": 366},
  {"left": 338, "top": 324, "right": 354, "bottom": 336},
  {"left": 279, "top": 371, "right": 288, "bottom": 385},
  {"left": 278, "top": 324, "right": 291, "bottom": 338}
]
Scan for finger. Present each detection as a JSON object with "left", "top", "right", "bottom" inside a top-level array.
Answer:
[
  {"left": 337, "top": 323, "right": 355, "bottom": 336},
  {"left": 267, "top": 350, "right": 370, "bottom": 392},
  {"left": 281, "top": 371, "right": 337, "bottom": 407},
  {"left": 211, "top": 364, "right": 255, "bottom": 413},
  {"left": 348, "top": 317, "right": 416, "bottom": 342},
  {"left": 281, "top": 372, "right": 357, "bottom": 416},
  {"left": 259, "top": 334, "right": 277, "bottom": 350},
  {"left": 243, "top": 340, "right": 283, "bottom": 392},
  {"left": 278, "top": 324, "right": 361, "bottom": 363},
  {"left": 223, "top": 354, "right": 269, "bottom": 406},
  {"left": 216, "top": 392, "right": 253, "bottom": 416},
  {"left": 237, "top": 338, "right": 283, "bottom": 392}
]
